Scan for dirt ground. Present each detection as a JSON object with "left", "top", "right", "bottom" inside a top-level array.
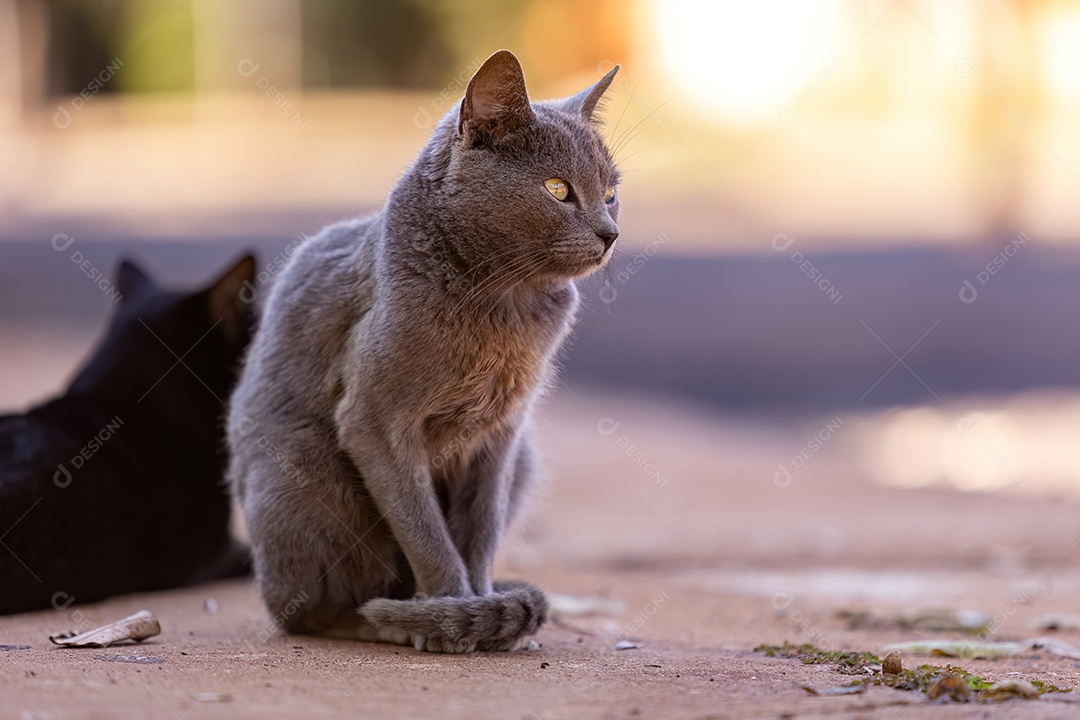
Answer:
[{"left": 3, "top": 390, "right": 1080, "bottom": 719}]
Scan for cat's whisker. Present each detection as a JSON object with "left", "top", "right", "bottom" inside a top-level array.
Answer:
[
  {"left": 610, "top": 107, "right": 642, "bottom": 157},
  {"left": 451, "top": 247, "right": 540, "bottom": 309},
  {"left": 607, "top": 78, "right": 641, "bottom": 150},
  {"left": 609, "top": 76, "right": 648, "bottom": 156},
  {"left": 619, "top": 97, "right": 669, "bottom": 141},
  {"left": 487, "top": 251, "right": 550, "bottom": 298},
  {"left": 612, "top": 100, "right": 670, "bottom": 161},
  {"left": 613, "top": 149, "right": 645, "bottom": 166},
  {"left": 614, "top": 130, "right": 647, "bottom": 160},
  {"left": 481, "top": 256, "right": 551, "bottom": 320},
  {"left": 614, "top": 130, "right": 646, "bottom": 163},
  {"left": 459, "top": 245, "right": 538, "bottom": 281},
  {"left": 439, "top": 247, "right": 530, "bottom": 313},
  {"left": 484, "top": 279, "right": 528, "bottom": 319},
  {"left": 459, "top": 248, "right": 549, "bottom": 306},
  {"left": 452, "top": 249, "right": 550, "bottom": 317},
  {"left": 452, "top": 253, "right": 536, "bottom": 315},
  {"left": 479, "top": 251, "right": 550, "bottom": 301},
  {"left": 469, "top": 246, "right": 550, "bottom": 282}
]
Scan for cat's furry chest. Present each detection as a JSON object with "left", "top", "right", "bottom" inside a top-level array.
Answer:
[
  {"left": 420, "top": 285, "right": 575, "bottom": 465},
  {"left": 422, "top": 353, "right": 532, "bottom": 460}
]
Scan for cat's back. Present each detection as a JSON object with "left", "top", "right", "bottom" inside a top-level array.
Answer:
[
  {"left": 231, "top": 217, "right": 378, "bottom": 431},
  {"left": 0, "top": 399, "right": 116, "bottom": 491},
  {"left": 0, "top": 404, "right": 69, "bottom": 502}
]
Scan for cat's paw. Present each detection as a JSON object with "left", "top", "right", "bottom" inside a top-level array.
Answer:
[
  {"left": 486, "top": 579, "right": 548, "bottom": 640},
  {"left": 360, "top": 580, "right": 547, "bottom": 653},
  {"left": 413, "top": 633, "right": 477, "bottom": 654}
]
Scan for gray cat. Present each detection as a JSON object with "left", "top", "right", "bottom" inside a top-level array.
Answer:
[{"left": 228, "top": 50, "right": 620, "bottom": 653}]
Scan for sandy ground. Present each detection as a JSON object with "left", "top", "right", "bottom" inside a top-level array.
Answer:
[{"left": 2, "top": 390, "right": 1080, "bottom": 719}]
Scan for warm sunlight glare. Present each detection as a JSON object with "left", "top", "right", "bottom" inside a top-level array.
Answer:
[
  {"left": 1042, "top": 3, "right": 1080, "bottom": 98},
  {"left": 654, "top": 0, "right": 844, "bottom": 122},
  {"left": 858, "top": 398, "right": 1080, "bottom": 497}
]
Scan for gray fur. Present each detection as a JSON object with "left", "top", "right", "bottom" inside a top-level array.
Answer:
[
  {"left": 361, "top": 580, "right": 547, "bottom": 653},
  {"left": 227, "top": 50, "right": 619, "bottom": 653}
]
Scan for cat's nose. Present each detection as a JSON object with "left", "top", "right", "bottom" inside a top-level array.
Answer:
[
  {"left": 597, "top": 229, "right": 619, "bottom": 251},
  {"left": 594, "top": 220, "right": 619, "bottom": 251}
]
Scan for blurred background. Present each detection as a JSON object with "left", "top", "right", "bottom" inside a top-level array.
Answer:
[{"left": 2, "top": 0, "right": 1079, "bottom": 511}]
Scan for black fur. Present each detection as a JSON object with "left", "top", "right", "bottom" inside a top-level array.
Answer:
[{"left": 0, "top": 255, "right": 256, "bottom": 614}]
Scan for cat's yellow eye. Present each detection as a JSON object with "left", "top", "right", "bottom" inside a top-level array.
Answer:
[
  {"left": 544, "top": 178, "right": 570, "bottom": 202},
  {"left": 604, "top": 187, "right": 617, "bottom": 204}
]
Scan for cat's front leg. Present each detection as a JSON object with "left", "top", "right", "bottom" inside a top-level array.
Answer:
[
  {"left": 451, "top": 432, "right": 550, "bottom": 651},
  {"left": 338, "top": 422, "right": 470, "bottom": 599},
  {"left": 445, "top": 431, "right": 522, "bottom": 596}
]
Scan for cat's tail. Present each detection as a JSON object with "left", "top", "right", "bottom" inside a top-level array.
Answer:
[{"left": 359, "top": 579, "right": 547, "bottom": 653}]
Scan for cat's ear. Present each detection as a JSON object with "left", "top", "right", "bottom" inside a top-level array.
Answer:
[
  {"left": 116, "top": 259, "right": 156, "bottom": 302},
  {"left": 560, "top": 64, "right": 620, "bottom": 123},
  {"left": 207, "top": 254, "right": 257, "bottom": 344},
  {"left": 458, "top": 49, "right": 535, "bottom": 142}
]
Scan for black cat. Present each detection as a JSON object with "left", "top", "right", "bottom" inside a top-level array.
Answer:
[{"left": 0, "top": 254, "right": 256, "bottom": 614}]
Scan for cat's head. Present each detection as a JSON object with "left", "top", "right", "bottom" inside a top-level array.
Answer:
[
  {"left": 415, "top": 50, "right": 621, "bottom": 284},
  {"left": 68, "top": 255, "right": 257, "bottom": 411}
]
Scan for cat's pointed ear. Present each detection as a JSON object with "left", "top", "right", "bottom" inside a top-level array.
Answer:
[
  {"left": 116, "top": 259, "right": 156, "bottom": 302},
  {"left": 207, "top": 253, "right": 257, "bottom": 345},
  {"left": 458, "top": 50, "right": 535, "bottom": 142},
  {"left": 561, "top": 64, "right": 620, "bottom": 123}
]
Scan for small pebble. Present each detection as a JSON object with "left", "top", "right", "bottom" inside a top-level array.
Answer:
[
  {"left": 882, "top": 650, "right": 902, "bottom": 675},
  {"left": 927, "top": 676, "right": 973, "bottom": 702}
]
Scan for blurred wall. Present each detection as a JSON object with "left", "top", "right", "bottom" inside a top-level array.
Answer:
[{"left": 2, "top": 0, "right": 1078, "bottom": 247}]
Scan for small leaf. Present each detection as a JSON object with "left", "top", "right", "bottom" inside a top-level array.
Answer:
[{"left": 50, "top": 610, "right": 161, "bottom": 648}]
